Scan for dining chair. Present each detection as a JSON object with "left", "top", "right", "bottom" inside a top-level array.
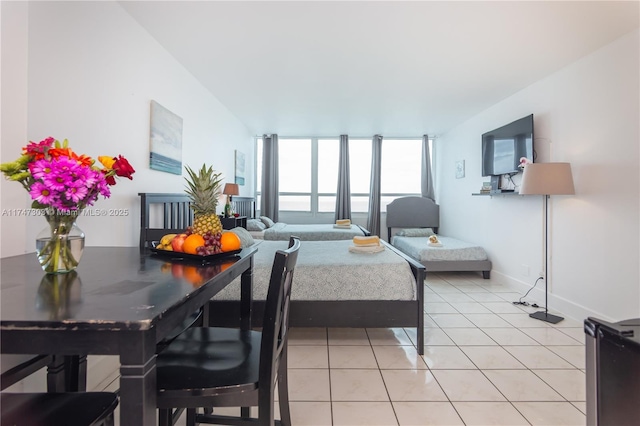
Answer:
[
  {"left": 138, "top": 193, "right": 193, "bottom": 251},
  {"left": 0, "top": 391, "right": 119, "bottom": 426},
  {"left": 1, "top": 354, "right": 119, "bottom": 426},
  {"left": 155, "top": 237, "right": 301, "bottom": 426},
  {"left": 137, "top": 192, "right": 207, "bottom": 352}
]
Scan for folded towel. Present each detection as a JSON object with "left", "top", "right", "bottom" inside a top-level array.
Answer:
[
  {"left": 349, "top": 245, "right": 385, "bottom": 254},
  {"left": 336, "top": 219, "right": 351, "bottom": 226},
  {"left": 353, "top": 235, "right": 380, "bottom": 247},
  {"left": 333, "top": 224, "right": 352, "bottom": 229}
]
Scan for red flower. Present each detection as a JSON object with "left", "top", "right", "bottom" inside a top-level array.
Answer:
[
  {"left": 104, "top": 172, "right": 116, "bottom": 186},
  {"left": 22, "top": 137, "right": 55, "bottom": 160},
  {"left": 112, "top": 155, "right": 135, "bottom": 180}
]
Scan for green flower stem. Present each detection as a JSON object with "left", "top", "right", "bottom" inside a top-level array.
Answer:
[{"left": 38, "top": 212, "right": 82, "bottom": 274}]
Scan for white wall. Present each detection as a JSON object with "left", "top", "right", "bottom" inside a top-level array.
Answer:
[
  {"left": 1, "top": 1, "right": 254, "bottom": 257},
  {"left": 0, "top": 1, "right": 30, "bottom": 258},
  {"left": 436, "top": 29, "right": 640, "bottom": 322}
]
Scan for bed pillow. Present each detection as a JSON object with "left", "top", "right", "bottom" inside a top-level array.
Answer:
[
  {"left": 228, "top": 227, "right": 255, "bottom": 247},
  {"left": 247, "top": 219, "right": 266, "bottom": 232},
  {"left": 396, "top": 228, "right": 435, "bottom": 237},
  {"left": 260, "top": 216, "right": 276, "bottom": 228}
]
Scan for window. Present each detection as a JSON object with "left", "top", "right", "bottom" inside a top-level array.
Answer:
[
  {"left": 255, "top": 136, "right": 434, "bottom": 215},
  {"left": 349, "top": 139, "right": 372, "bottom": 213},
  {"left": 381, "top": 138, "right": 422, "bottom": 212},
  {"left": 317, "top": 139, "right": 339, "bottom": 212},
  {"left": 255, "top": 137, "right": 339, "bottom": 214},
  {"left": 278, "top": 139, "right": 312, "bottom": 211},
  {"left": 348, "top": 138, "right": 426, "bottom": 212}
]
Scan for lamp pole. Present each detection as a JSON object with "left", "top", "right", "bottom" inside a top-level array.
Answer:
[{"left": 529, "top": 193, "right": 564, "bottom": 323}]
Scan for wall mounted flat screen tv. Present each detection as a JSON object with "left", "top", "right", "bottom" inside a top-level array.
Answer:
[{"left": 482, "top": 114, "right": 534, "bottom": 176}]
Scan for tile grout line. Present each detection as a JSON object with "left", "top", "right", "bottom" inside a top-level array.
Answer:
[
  {"left": 438, "top": 272, "right": 583, "bottom": 424},
  {"left": 424, "top": 279, "right": 473, "bottom": 425},
  {"left": 325, "top": 328, "right": 335, "bottom": 426},
  {"left": 368, "top": 328, "right": 401, "bottom": 426},
  {"left": 443, "top": 274, "right": 533, "bottom": 426}
]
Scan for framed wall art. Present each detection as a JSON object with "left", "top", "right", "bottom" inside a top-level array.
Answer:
[
  {"left": 455, "top": 160, "right": 465, "bottom": 179},
  {"left": 149, "top": 100, "right": 183, "bottom": 175}
]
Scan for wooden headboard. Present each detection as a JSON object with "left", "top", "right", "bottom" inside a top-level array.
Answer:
[
  {"left": 386, "top": 196, "right": 440, "bottom": 241},
  {"left": 232, "top": 196, "right": 256, "bottom": 219}
]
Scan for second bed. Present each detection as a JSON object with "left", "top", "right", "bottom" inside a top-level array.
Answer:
[{"left": 387, "top": 196, "right": 492, "bottom": 278}]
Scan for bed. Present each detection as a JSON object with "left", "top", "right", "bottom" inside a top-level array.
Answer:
[
  {"left": 209, "top": 239, "right": 425, "bottom": 354},
  {"left": 256, "top": 222, "right": 368, "bottom": 241},
  {"left": 232, "top": 197, "right": 370, "bottom": 241},
  {"left": 139, "top": 193, "right": 425, "bottom": 354},
  {"left": 387, "top": 196, "right": 492, "bottom": 279}
]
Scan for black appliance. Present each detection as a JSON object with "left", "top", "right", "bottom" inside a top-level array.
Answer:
[{"left": 584, "top": 317, "right": 640, "bottom": 426}]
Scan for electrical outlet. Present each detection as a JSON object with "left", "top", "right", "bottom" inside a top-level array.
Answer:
[{"left": 538, "top": 271, "right": 545, "bottom": 278}]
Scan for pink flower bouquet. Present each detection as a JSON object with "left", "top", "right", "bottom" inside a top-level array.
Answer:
[{"left": 0, "top": 137, "right": 135, "bottom": 273}]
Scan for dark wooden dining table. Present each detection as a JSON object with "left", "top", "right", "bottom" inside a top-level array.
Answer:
[{"left": 0, "top": 245, "right": 256, "bottom": 426}]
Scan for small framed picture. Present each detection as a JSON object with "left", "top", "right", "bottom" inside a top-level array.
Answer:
[{"left": 455, "top": 160, "right": 465, "bottom": 179}]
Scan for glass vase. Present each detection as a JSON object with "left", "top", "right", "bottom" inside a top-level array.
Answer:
[{"left": 35, "top": 212, "right": 85, "bottom": 274}]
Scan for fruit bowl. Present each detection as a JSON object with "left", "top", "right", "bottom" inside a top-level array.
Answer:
[{"left": 150, "top": 242, "right": 241, "bottom": 263}]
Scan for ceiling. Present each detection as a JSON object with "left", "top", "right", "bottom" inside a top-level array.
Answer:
[{"left": 120, "top": 1, "right": 639, "bottom": 137}]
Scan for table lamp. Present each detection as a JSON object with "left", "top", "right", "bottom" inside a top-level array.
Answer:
[
  {"left": 519, "top": 162, "right": 575, "bottom": 323},
  {"left": 223, "top": 183, "right": 239, "bottom": 218}
]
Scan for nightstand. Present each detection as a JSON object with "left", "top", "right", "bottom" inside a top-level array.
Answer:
[{"left": 220, "top": 216, "right": 247, "bottom": 230}]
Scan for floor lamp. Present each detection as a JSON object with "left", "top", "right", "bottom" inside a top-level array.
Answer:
[{"left": 519, "top": 162, "right": 575, "bottom": 324}]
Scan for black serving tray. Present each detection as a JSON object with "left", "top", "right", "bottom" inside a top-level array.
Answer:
[{"left": 150, "top": 246, "right": 242, "bottom": 263}]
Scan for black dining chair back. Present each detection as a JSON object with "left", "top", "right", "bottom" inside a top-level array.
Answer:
[
  {"left": 156, "top": 237, "right": 301, "bottom": 426},
  {"left": 256, "top": 236, "right": 298, "bottom": 424},
  {"left": 139, "top": 193, "right": 193, "bottom": 251},
  {"left": 137, "top": 192, "right": 206, "bottom": 352}
]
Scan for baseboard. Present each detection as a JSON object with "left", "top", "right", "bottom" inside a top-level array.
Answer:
[{"left": 488, "top": 270, "right": 615, "bottom": 324}]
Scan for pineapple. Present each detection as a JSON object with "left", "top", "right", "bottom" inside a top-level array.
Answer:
[{"left": 184, "top": 164, "right": 224, "bottom": 236}]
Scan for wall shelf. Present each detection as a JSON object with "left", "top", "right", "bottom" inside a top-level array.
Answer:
[{"left": 472, "top": 191, "right": 521, "bottom": 197}]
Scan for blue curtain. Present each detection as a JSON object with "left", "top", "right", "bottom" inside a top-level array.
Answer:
[
  {"left": 335, "top": 135, "right": 351, "bottom": 221},
  {"left": 260, "top": 134, "right": 279, "bottom": 222},
  {"left": 421, "top": 135, "right": 435, "bottom": 201},
  {"left": 366, "top": 135, "right": 383, "bottom": 236}
]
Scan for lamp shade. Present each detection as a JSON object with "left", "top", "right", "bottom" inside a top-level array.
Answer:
[
  {"left": 223, "top": 183, "right": 240, "bottom": 196},
  {"left": 520, "top": 163, "right": 575, "bottom": 195}
]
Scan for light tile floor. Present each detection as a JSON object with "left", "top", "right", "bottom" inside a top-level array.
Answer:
[{"left": 108, "top": 271, "right": 586, "bottom": 425}]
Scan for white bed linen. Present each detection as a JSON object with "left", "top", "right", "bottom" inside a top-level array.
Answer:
[
  {"left": 263, "top": 222, "right": 366, "bottom": 241},
  {"left": 214, "top": 240, "right": 416, "bottom": 301},
  {"left": 248, "top": 230, "right": 265, "bottom": 239},
  {"left": 391, "top": 235, "right": 488, "bottom": 262}
]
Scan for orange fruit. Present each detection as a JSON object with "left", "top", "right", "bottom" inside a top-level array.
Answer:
[
  {"left": 220, "top": 232, "right": 242, "bottom": 252},
  {"left": 182, "top": 234, "right": 205, "bottom": 255}
]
